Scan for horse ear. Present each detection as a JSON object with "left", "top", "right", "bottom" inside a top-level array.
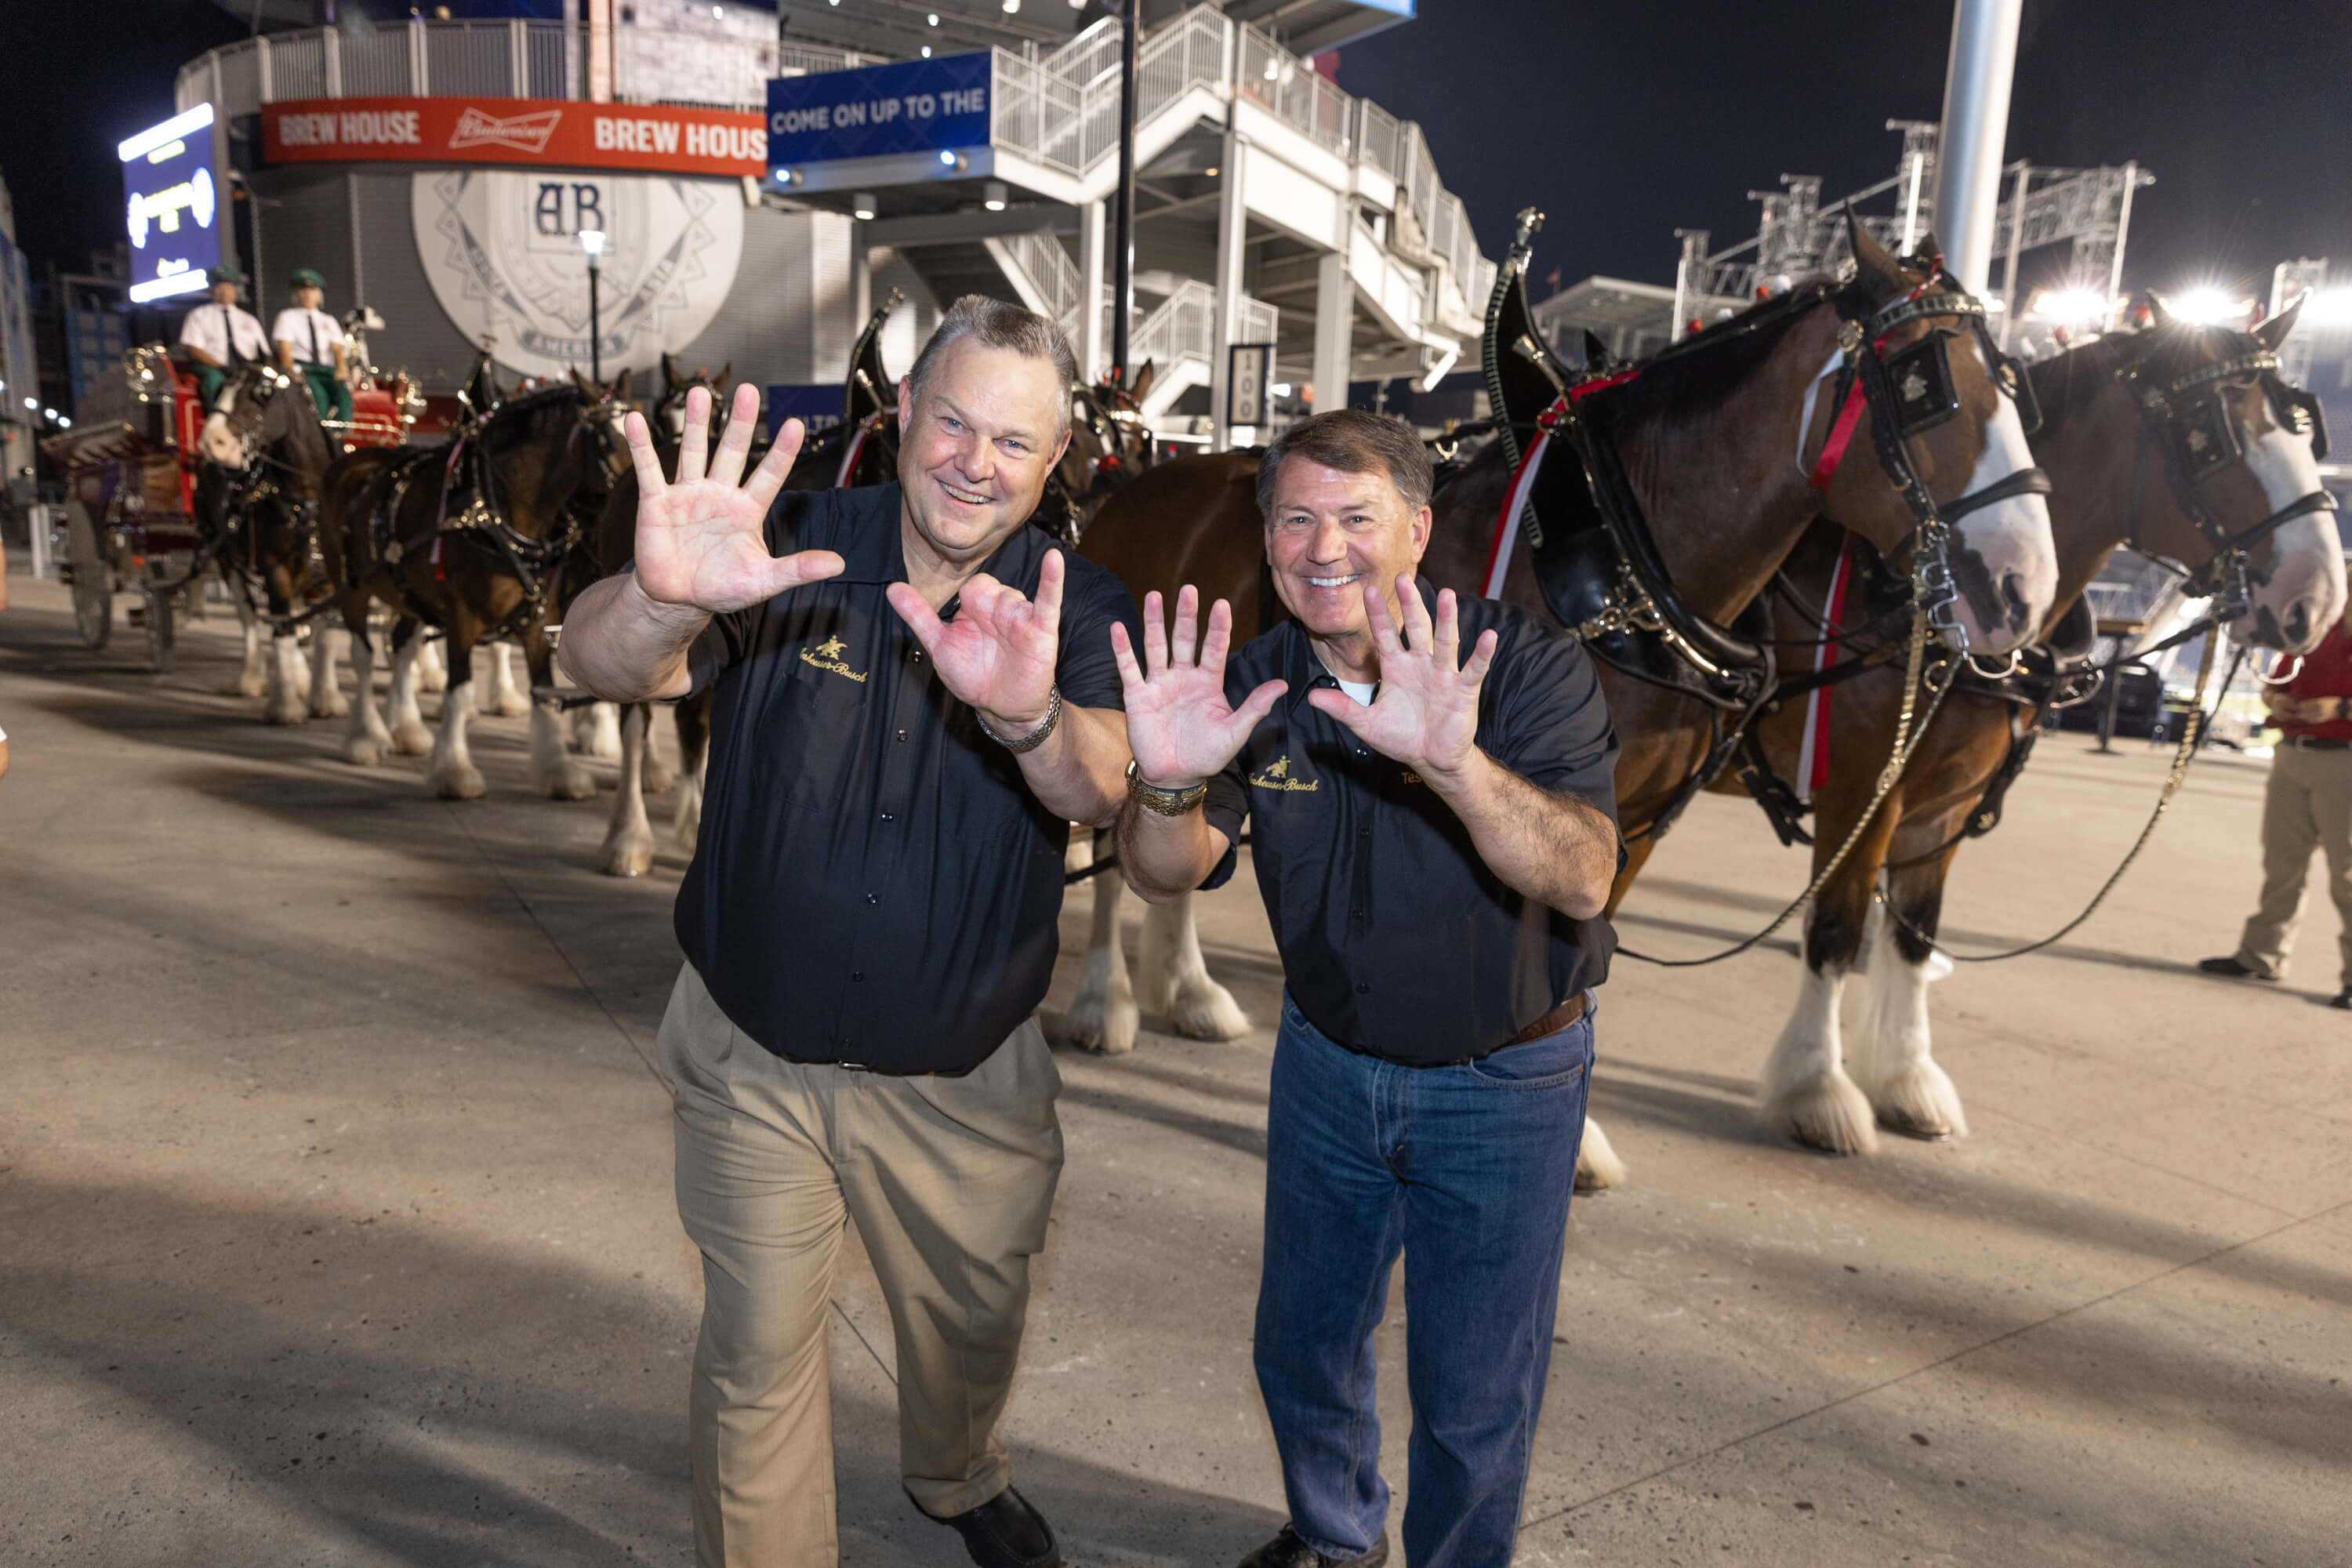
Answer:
[
  {"left": 718, "top": 360, "right": 732, "bottom": 390},
  {"left": 1581, "top": 329, "right": 1611, "bottom": 369},
  {"left": 1130, "top": 359, "right": 1156, "bottom": 401},
  {"left": 661, "top": 350, "right": 681, "bottom": 386},
  {"left": 1845, "top": 209, "right": 1908, "bottom": 303},
  {"left": 2253, "top": 295, "right": 2304, "bottom": 352},
  {"left": 1910, "top": 229, "right": 1945, "bottom": 267},
  {"left": 611, "top": 367, "right": 633, "bottom": 399}
]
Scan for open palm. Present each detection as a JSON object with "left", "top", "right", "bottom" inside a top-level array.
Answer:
[
  {"left": 887, "top": 550, "right": 1067, "bottom": 729},
  {"left": 1306, "top": 577, "right": 1496, "bottom": 779},
  {"left": 628, "top": 382, "right": 840, "bottom": 612},
  {"left": 1112, "top": 586, "right": 1287, "bottom": 788}
]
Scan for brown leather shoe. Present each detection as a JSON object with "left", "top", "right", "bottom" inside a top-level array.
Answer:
[
  {"left": 1237, "top": 1524, "right": 1390, "bottom": 1567},
  {"left": 2198, "top": 955, "right": 2277, "bottom": 981}
]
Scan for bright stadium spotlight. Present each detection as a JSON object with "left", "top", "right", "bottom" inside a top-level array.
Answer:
[
  {"left": 2299, "top": 287, "right": 2352, "bottom": 326},
  {"left": 853, "top": 191, "right": 878, "bottom": 220},
  {"left": 2168, "top": 286, "right": 2251, "bottom": 325},
  {"left": 2029, "top": 288, "right": 2111, "bottom": 324},
  {"left": 982, "top": 180, "right": 1007, "bottom": 212}
]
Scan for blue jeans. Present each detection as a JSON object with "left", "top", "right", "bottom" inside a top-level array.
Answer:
[{"left": 1254, "top": 993, "right": 1593, "bottom": 1567}]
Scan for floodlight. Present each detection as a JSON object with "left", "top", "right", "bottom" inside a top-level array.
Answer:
[
  {"left": 577, "top": 228, "right": 608, "bottom": 258},
  {"left": 982, "top": 181, "right": 1007, "bottom": 212},
  {"left": 853, "top": 192, "right": 878, "bottom": 220}
]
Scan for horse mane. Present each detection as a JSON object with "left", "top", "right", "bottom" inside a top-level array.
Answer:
[
  {"left": 1580, "top": 278, "right": 1848, "bottom": 433},
  {"left": 482, "top": 382, "right": 586, "bottom": 448}
]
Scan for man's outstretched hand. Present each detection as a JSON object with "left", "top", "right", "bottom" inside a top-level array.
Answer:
[
  {"left": 1306, "top": 576, "right": 1497, "bottom": 783},
  {"left": 1111, "top": 586, "right": 1287, "bottom": 789},
  {"left": 626, "top": 382, "right": 842, "bottom": 614},
  {"left": 887, "top": 549, "right": 1069, "bottom": 735}
]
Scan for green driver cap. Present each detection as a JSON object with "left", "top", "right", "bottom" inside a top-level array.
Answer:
[
  {"left": 205, "top": 263, "right": 245, "bottom": 286},
  {"left": 289, "top": 267, "right": 326, "bottom": 290}
]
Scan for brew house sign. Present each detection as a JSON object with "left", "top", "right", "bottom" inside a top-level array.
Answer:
[{"left": 260, "top": 97, "right": 768, "bottom": 176}]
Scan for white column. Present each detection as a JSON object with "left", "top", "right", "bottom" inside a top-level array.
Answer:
[
  {"left": 1208, "top": 129, "right": 1249, "bottom": 452},
  {"left": 587, "top": 0, "right": 614, "bottom": 103},
  {"left": 850, "top": 225, "right": 872, "bottom": 348},
  {"left": 1929, "top": 0, "right": 2024, "bottom": 293},
  {"left": 1079, "top": 198, "right": 1107, "bottom": 386},
  {"left": 1311, "top": 241, "right": 1350, "bottom": 417}
]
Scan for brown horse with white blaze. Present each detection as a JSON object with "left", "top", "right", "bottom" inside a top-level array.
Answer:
[{"left": 1067, "top": 220, "right": 2063, "bottom": 1064}]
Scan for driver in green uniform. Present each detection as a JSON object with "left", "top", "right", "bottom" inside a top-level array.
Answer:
[{"left": 271, "top": 267, "right": 353, "bottom": 429}]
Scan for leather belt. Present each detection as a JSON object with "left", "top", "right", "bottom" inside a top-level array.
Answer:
[
  {"left": 2288, "top": 735, "right": 2352, "bottom": 751},
  {"left": 1504, "top": 989, "right": 1591, "bottom": 1048}
]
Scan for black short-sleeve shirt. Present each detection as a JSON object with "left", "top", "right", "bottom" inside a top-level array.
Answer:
[
  {"left": 1201, "top": 578, "right": 1621, "bottom": 1065},
  {"left": 676, "top": 481, "right": 1142, "bottom": 1073}
]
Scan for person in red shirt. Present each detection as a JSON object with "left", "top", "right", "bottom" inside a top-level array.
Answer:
[{"left": 2204, "top": 597, "right": 2352, "bottom": 1007}]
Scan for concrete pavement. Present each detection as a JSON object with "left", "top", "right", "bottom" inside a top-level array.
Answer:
[{"left": 2, "top": 568, "right": 2347, "bottom": 1566}]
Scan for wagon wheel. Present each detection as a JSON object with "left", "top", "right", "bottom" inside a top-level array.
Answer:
[
  {"left": 64, "top": 498, "right": 112, "bottom": 649},
  {"left": 143, "top": 585, "right": 177, "bottom": 675}
]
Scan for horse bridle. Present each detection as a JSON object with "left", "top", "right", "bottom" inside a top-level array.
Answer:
[
  {"left": 1810, "top": 270, "right": 2056, "bottom": 655},
  {"left": 2122, "top": 336, "right": 2337, "bottom": 620}
]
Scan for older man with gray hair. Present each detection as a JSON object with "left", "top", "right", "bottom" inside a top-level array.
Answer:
[{"left": 561, "top": 295, "right": 1142, "bottom": 1568}]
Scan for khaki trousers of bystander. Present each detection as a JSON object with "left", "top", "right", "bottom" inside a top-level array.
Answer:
[
  {"left": 658, "top": 961, "right": 1063, "bottom": 1566},
  {"left": 2236, "top": 743, "right": 2352, "bottom": 987}
]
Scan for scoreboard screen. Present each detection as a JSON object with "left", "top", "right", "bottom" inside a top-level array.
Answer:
[{"left": 122, "top": 105, "right": 222, "bottom": 304}]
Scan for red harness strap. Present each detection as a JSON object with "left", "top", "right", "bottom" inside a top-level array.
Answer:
[{"left": 1807, "top": 264, "right": 1942, "bottom": 495}]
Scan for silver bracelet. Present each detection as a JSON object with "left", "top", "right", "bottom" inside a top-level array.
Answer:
[{"left": 977, "top": 684, "right": 1062, "bottom": 753}]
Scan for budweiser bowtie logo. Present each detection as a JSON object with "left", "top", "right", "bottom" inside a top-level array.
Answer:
[{"left": 450, "top": 105, "right": 565, "bottom": 154}]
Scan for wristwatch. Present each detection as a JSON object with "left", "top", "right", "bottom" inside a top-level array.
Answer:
[{"left": 1126, "top": 759, "right": 1207, "bottom": 816}]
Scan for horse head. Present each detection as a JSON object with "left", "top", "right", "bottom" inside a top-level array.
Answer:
[
  {"left": 2084, "top": 303, "right": 2344, "bottom": 652},
  {"left": 200, "top": 363, "right": 294, "bottom": 470},
  {"left": 1812, "top": 216, "right": 2059, "bottom": 654}
]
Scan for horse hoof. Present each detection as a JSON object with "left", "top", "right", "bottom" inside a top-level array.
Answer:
[
  {"left": 230, "top": 675, "right": 269, "bottom": 699},
  {"left": 310, "top": 693, "right": 350, "bottom": 720},
  {"left": 1164, "top": 976, "right": 1250, "bottom": 1041},
  {"left": 1765, "top": 1072, "right": 1881, "bottom": 1156},
  {"left": 599, "top": 830, "right": 655, "bottom": 877},
  {"left": 485, "top": 691, "right": 532, "bottom": 719},
  {"left": 1573, "top": 1118, "right": 1628, "bottom": 1192},
  {"left": 643, "top": 760, "right": 677, "bottom": 795},
  {"left": 390, "top": 721, "right": 434, "bottom": 756},
  {"left": 343, "top": 735, "right": 385, "bottom": 768},
  {"left": 265, "top": 701, "right": 308, "bottom": 728},
  {"left": 431, "top": 766, "right": 486, "bottom": 800},
  {"left": 537, "top": 764, "right": 596, "bottom": 801},
  {"left": 1869, "top": 1062, "right": 1969, "bottom": 1141},
  {"left": 1064, "top": 999, "right": 1139, "bottom": 1056}
]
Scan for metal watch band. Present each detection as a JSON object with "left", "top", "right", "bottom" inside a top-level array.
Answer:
[
  {"left": 1125, "top": 758, "right": 1207, "bottom": 816},
  {"left": 978, "top": 684, "right": 1062, "bottom": 753}
]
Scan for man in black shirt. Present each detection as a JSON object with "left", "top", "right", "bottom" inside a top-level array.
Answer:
[
  {"left": 559, "top": 297, "right": 1140, "bottom": 1568},
  {"left": 1111, "top": 410, "right": 1621, "bottom": 1568}
]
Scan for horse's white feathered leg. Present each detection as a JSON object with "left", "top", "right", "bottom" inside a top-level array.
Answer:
[
  {"left": 528, "top": 696, "right": 595, "bottom": 800},
  {"left": 426, "top": 677, "right": 485, "bottom": 799},
  {"left": 1063, "top": 833, "right": 1138, "bottom": 1054},
  {"left": 1138, "top": 891, "right": 1250, "bottom": 1040},
  {"left": 1574, "top": 1116, "right": 1627, "bottom": 1192},
  {"left": 600, "top": 705, "right": 658, "bottom": 877},
  {"left": 307, "top": 626, "right": 350, "bottom": 718},
  {"left": 1853, "top": 900, "right": 1968, "bottom": 1139},
  {"left": 1761, "top": 961, "right": 1878, "bottom": 1156},
  {"left": 414, "top": 636, "right": 448, "bottom": 694},
  {"left": 230, "top": 597, "right": 269, "bottom": 697},
  {"left": 478, "top": 642, "right": 532, "bottom": 717},
  {"left": 265, "top": 633, "right": 309, "bottom": 726},
  {"left": 570, "top": 700, "right": 623, "bottom": 760},
  {"left": 341, "top": 631, "right": 394, "bottom": 765},
  {"left": 387, "top": 638, "right": 433, "bottom": 755}
]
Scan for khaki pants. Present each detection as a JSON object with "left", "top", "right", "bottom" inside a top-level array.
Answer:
[
  {"left": 2236, "top": 743, "right": 2352, "bottom": 985},
  {"left": 658, "top": 962, "right": 1063, "bottom": 1566}
]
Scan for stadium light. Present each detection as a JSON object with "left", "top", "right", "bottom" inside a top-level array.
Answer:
[
  {"left": 2167, "top": 286, "right": 2252, "bottom": 325},
  {"left": 2299, "top": 288, "right": 2352, "bottom": 327}
]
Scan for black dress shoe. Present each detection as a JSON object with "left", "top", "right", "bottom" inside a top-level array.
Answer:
[
  {"left": 920, "top": 1486, "right": 1061, "bottom": 1568},
  {"left": 1237, "top": 1524, "right": 1391, "bottom": 1568},
  {"left": 2198, "top": 956, "right": 2278, "bottom": 981},
  {"left": 2330, "top": 989, "right": 2351, "bottom": 1011}
]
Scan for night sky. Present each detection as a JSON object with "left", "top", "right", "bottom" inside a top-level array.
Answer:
[{"left": 5, "top": 0, "right": 2349, "bottom": 304}]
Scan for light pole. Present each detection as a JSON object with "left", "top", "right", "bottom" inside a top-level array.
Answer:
[
  {"left": 1109, "top": 0, "right": 1137, "bottom": 387},
  {"left": 578, "top": 227, "right": 607, "bottom": 384}
]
